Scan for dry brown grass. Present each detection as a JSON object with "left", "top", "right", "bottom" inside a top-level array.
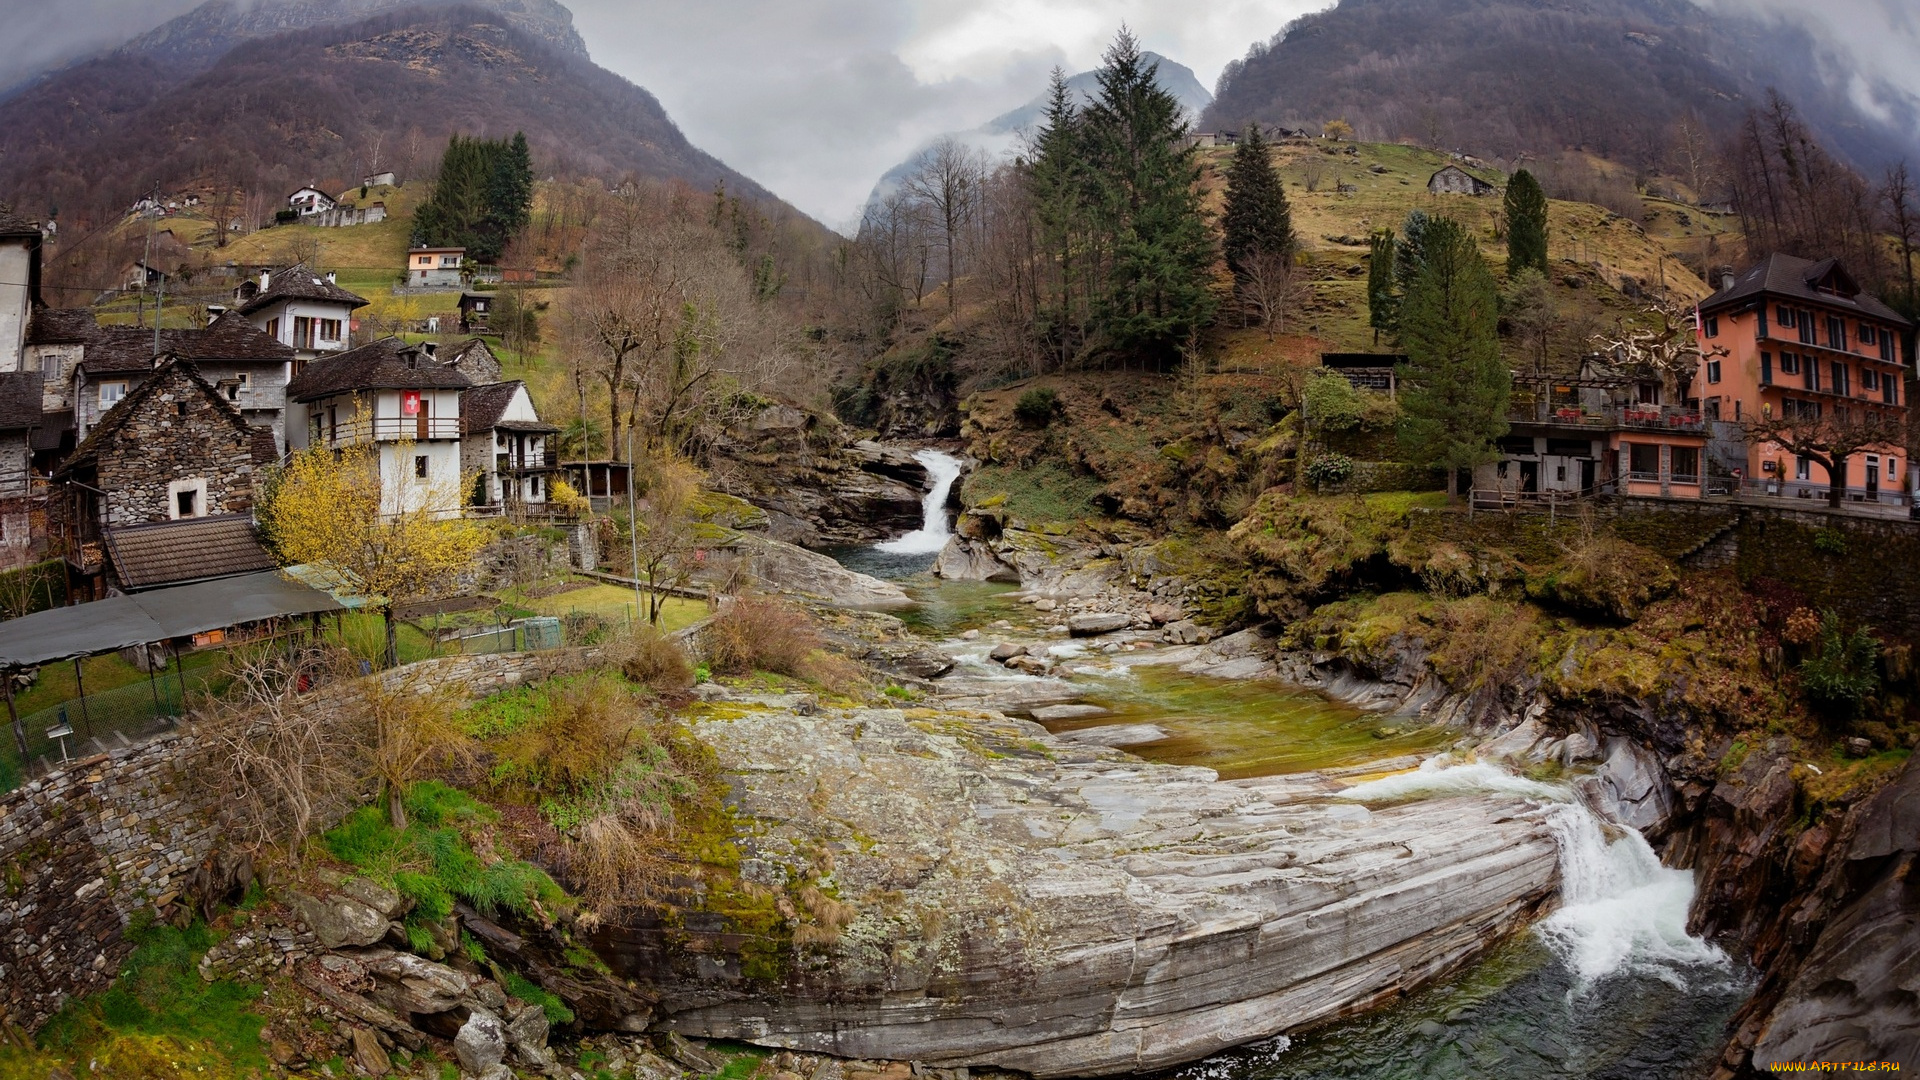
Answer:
[
  {"left": 608, "top": 624, "right": 694, "bottom": 690},
  {"left": 705, "top": 596, "right": 819, "bottom": 676}
]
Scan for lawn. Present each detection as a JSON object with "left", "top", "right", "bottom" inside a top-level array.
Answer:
[{"left": 506, "top": 583, "right": 708, "bottom": 634}]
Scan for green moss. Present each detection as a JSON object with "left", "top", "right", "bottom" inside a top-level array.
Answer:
[
  {"left": 502, "top": 970, "right": 577, "bottom": 1025},
  {"left": 961, "top": 463, "right": 1105, "bottom": 522}
]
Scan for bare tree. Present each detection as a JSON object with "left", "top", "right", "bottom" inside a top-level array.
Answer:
[
  {"left": 1237, "top": 249, "right": 1307, "bottom": 338},
  {"left": 1742, "top": 403, "right": 1908, "bottom": 509},
  {"left": 1590, "top": 293, "right": 1729, "bottom": 401},
  {"left": 1882, "top": 162, "right": 1918, "bottom": 307},
  {"left": 901, "top": 137, "right": 988, "bottom": 314}
]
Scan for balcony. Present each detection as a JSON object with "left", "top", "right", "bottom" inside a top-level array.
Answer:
[
  {"left": 1615, "top": 405, "right": 1706, "bottom": 433},
  {"left": 1507, "top": 403, "right": 1707, "bottom": 433},
  {"left": 322, "top": 416, "right": 462, "bottom": 444},
  {"left": 496, "top": 449, "right": 559, "bottom": 474}
]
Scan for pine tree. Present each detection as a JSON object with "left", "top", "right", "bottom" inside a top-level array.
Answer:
[
  {"left": 1029, "top": 68, "right": 1088, "bottom": 356},
  {"left": 1221, "top": 123, "right": 1294, "bottom": 282},
  {"left": 1396, "top": 216, "right": 1509, "bottom": 497},
  {"left": 1394, "top": 209, "right": 1431, "bottom": 298},
  {"left": 481, "top": 131, "right": 535, "bottom": 262},
  {"left": 1505, "top": 168, "right": 1549, "bottom": 277},
  {"left": 414, "top": 133, "right": 536, "bottom": 265},
  {"left": 1079, "top": 29, "right": 1217, "bottom": 363},
  {"left": 1367, "top": 229, "right": 1397, "bottom": 343}
]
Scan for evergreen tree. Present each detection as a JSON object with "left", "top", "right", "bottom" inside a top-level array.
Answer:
[
  {"left": 1029, "top": 68, "right": 1088, "bottom": 354},
  {"left": 1396, "top": 216, "right": 1509, "bottom": 497},
  {"left": 1504, "top": 168, "right": 1549, "bottom": 277},
  {"left": 413, "top": 132, "right": 536, "bottom": 264},
  {"left": 1394, "top": 209, "right": 1432, "bottom": 298},
  {"left": 1221, "top": 123, "right": 1294, "bottom": 283},
  {"left": 1367, "top": 229, "right": 1397, "bottom": 343},
  {"left": 1078, "top": 29, "right": 1217, "bottom": 362},
  {"left": 482, "top": 131, "right": 535, "bottom": 261}
]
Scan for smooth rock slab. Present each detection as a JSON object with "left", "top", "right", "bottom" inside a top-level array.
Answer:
[
  {"left": 1053, "top": 723, "right": 1168, "bottom": 747},
  {"left": 1029, "top": 704, "right": 1112, "bottom": 723},
  {"left": 640, "top": 702, "right": 1560, "bottom": 1077},
  {"left": 1068, "top": 612, "right": 1130, "bottom": 636}
]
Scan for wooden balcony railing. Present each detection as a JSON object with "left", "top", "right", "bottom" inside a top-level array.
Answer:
[{"left": 322, "top": 416, "right": 462, "bottom": 444}]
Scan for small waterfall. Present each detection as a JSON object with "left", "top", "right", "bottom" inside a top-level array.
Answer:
[
  {"left": 1339, "top": 760, "right": 1727, "bottom": 990},
  {"left": 877, "top": 449, "right": 963, "bottom": 555}
]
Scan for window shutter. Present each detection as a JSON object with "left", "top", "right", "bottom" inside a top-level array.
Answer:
[{"left": 1760, "top": 351, "right": 1772, "bottom": 384}]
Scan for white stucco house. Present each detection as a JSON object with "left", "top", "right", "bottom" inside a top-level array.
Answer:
[
  {"left": 407, "top": 248, "right": 466, "bottom": 289},
  {"left": 0, "top": 209, "right": 42, "bottom": 376},
  {"left": 285, "top": 337, "right": 472, "bottom": 517},
  {"left": 288, "top": 186, "right": 337, "bottom": 217}
]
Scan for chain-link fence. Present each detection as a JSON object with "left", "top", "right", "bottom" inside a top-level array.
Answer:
[{"left": 0, "top": 665, "right": 228, "bottom": 789}]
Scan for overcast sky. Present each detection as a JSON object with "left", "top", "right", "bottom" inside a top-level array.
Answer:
[{"left": 7, "top": 0, "right": 1920, "bottom": 228}]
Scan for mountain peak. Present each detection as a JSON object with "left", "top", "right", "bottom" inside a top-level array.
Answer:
[{"left": 120, "top": 0, "right": 588, "bottom": 72}]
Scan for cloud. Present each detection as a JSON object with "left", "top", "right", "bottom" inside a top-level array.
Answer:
[
  {"left": 1692, "top": 0, "right": 1920, "bottom": 137},
  {"left": 0, "top": 0, "right": 201, "bottom": 91},
  {"left": 569, "top": 0, "right": 1333, "bottom": 228}
]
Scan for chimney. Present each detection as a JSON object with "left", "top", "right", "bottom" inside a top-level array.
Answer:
[
  {"left": 1716, "top": 267, "right": 1734, "bottom": 292},
  {"left": 206, "top": 304, "right": 226, "bottom": 326},
  {"left": 325, "top": 271, "right": 336, "bottom": 285},
  {"left": 260, "top": 270, "right": 270, "bottom": 290},
  {"left": 421, "top": 341, "right": 438, "bottom": 361}
]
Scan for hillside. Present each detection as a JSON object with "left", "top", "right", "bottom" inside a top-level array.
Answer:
[
  {"left": 0, "top": 3, "right": 793, "bottom": 230},
  {"left": 1204, "top": 0, "right": 1920, "bottom": 181}
]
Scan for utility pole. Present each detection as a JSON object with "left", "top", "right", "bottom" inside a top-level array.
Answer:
[{"left": 626, "top": 429, "right": 643, "bottom": 620}]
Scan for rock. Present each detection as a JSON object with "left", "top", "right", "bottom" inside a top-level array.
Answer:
[
  {"left": 731, "top": 533, "right": 913, "bottom": 610},
  {"left": 287, "top": 891, "right": 389, "bottom": 949},
  {"left": 349, "top": 1026, "right": 391, "bottom": 1076},
  {"left": 1846, "top": 737, "right": 1873, "bottom": 757},
  {"left": 1577, "top": 737, "right": 1675, "bottom": 836},
  {"left": 337, "top": 876, "right": 406, "bottom": 920},
  {"left": 1054, "top": 723, "right": 1169, "bottom": 747},
  {"left": 507, "top": 1004, "right": 554, "bottom": 1069},
  {"left": 989, "top": 643, "right": 1027, "bottom": 662},
  {"left": 454, "top": 1009, "right": 508, "bottom": 1075},
  {"left": 663, "top": 1031, "right": 724, "bottom": 1072},
  {"left": 863, "top": 641, "right": 956, "bottom": 680},
  {"left": 1146, "top": 603, "right": 1181, "bottom": 625},
  {"left": 1033, "top": 598, "right": 1058, "bottom": 612},
  {"left": 934, "top": 538, "right": 1021, "bottom": 583},
  {"left": 1161, "top": 620, "right": 1206, "bottom": 645},
  {"left": 357, "top": 949, "right": 476, "bottom": 1014},
  {"left": 1067, "top": 612, "right": 1129, "bottom": 637},
  {"left": 646, "top": 702, "right": 1560, "bottom": 1077},
  {"left": 1028, "top": 704, "right": 1110, "bottom": 723},
  {"left": 473, "top": 1065, "right": 513, "bottom": 1080},
  {"left": 959, "top": 629, "right": 980, "bottom": 640},
  {"left": 1004, "top": 655, "right": 1050, "bottom": 676}
]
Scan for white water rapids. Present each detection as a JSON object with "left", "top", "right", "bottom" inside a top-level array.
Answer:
[
  {"left": 1339, "top": 759, "right": 1728, "bottom": 991},
  {"left": 876, "top": 449, "right": 964, "bottom": 555}
]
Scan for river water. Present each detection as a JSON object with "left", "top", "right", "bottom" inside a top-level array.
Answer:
[{"left": 838, "top": 467, "right": 1750, "bottom": 1079}]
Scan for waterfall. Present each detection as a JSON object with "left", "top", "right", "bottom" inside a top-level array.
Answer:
[
  {"left": 877, "top": 449, "right": 963, "bottom": 555},
  {"left": 1339, "top": 759, "right": 1727, "bottom": 990}
]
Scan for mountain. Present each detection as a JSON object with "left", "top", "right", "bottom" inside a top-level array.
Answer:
[
  {"left": 0, "top": 1, "right": 793, "bottom": 228},
  {"left": 864, "top": 52, "right": 1212, "bottom": 212},
  {"left": 1204, "top": 0, "right": 1920, "bottom": 182}
]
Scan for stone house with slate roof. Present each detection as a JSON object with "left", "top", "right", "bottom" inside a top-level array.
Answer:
[
  {"left": 102, "top": 514, "right": 274, "bottom": 592},
  {"left": 0, "top": 209, "right": 43, "bottom": 377},
  {"left": 460, "top": 380, "right": 556, "bottom": 510},
  {"left": 286, "top": 337, "right": 471, "bottom": 518},
  {"left": 51, "top": 360, "right": 274, "bottom": 599},
  {"left": 0, "top": 371, "right": 44, "bottom": 570},
  {"left": 1428, "top": 165, "right": 1496, "bottom": 196},
  {"left": 232, "top": 263, "right": 368, "bottom": 363}
]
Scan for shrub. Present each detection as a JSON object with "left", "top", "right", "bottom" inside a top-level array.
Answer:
[
  {"left": 608, "top": 625, "right": 694, "bottom": 690},
  {"left": 1528, "top": 533, "right": 1678, "bottom": 622},
  {"left": 549, "top": 478, "right": 591, "bottom": 520},
  {"left": 561, "top": 610, "right": 614, "bottom": 646},
  {"left": 704, "top": 596, "right": 818, "bottom": 676},
  {"left": 488, "top": 674, "right": 644, "bottom": 795},
  {"left": 1302, "top": 370, "right": 1368, "bottom": 432},
  {"left": 1799, "top": 611, "right": 1880, "bottom": 721},
  {"left": 1303, "top": 452, "right": 1355, "bottom": 488},
  {"left": 1013, "top": 387, "right": 1059, "bottom": 427},
  {"left": 1812, "top": 528, "right": 1848, "bottom": 556}
]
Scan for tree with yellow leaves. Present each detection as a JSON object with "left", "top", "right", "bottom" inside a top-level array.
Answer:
[{"left": 259, "top": 434, "right": 490, "bottom": 667}]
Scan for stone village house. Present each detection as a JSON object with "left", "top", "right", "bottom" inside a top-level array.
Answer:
[
  {"left": 50, "top": 360, "right": 275, "bottom": 599},
  {"left": 285, "top": 337, "right": 471, "bottom": 518}
]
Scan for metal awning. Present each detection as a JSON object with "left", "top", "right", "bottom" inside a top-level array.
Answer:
[{"left": 0, "top": 570, "right": 346, "bottom": 669}]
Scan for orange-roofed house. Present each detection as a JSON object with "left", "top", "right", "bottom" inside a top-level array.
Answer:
[{"left": 1694, "top": 254, "right": 1912, "bottom": 508}]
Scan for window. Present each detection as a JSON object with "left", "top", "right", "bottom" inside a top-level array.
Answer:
[
  {"left": 294, "top": 316, "right": 314, "bottom": 349},
  {"left": 99, "top": 381, "right": 127, "bottom": 407},
  {"left": 267, "top": 318, "right": 280, "bottom": 341},
  {"left": 1704, "top": 315, "right": 1719, "bottom": 338},
  {"left": 176, "top": 489, "right": 198, "bottom": 517},
  {"left": 1881, "top": 334, "right": 1896, "bottom": 362},
  {"left": 175, "top": 401, "right": 187, "bottom": 417},
  {"left": 1860, "top": 324, "right": 1878, "bottom": 347},
  {"left": 1734, "top": 399, "right": 1743, "bottom": 420},
  {"left": 1807, "top": 359, "right": 1821, "bottom": 392},
  {"left": 1864, "top": 368, "right": 1880, "bottom": 392},
  {"left": 1670, "top": 446, "right": 1701, "bottom": 482},
  {"left": 1629, "top": 443, "right": 1660, "bottom": 479},
  {"left": 1798, "top": 310, "right": 1816, "bottom": 345},
  {"left": 1828, "top": 316, "right": 1848, "bottom": 351},
  {"left": 317, "top": 319, "right": 342, "bottom": 342},
  {"left": 1833, "top": 362, "right": 1850, "bottom": 397},
  {"left": 414, "top": 455, "right": 429, "bottom": 480},
  {"left": 1706, "top": 360, "right": 1722, "bottom": 384},
  {"left": 39, "top": 354, "right": 58, "bottom": 380},
  {"left": 167, "top": 477, "right": 207, "bottom": 520},
  {"left": 1781, "top": 352, "right": 1800, "bottom": 375},
  {"left": 1760, "top": 351, "right": 1772, "bottom": 385},
  {"left": 1795, "top": 456, "right": 1811, "bottom": 481},
  {"left": 1889, "top": 378, "right": 1901, "bottom": 406},
  {"left": 1778, "top": 305, "right": 1795, "bottom": 329},
  {"left": 530, "top": 475, "right": 543, "bottom": 498},
  {"left": 1705, "top": 397, "right": 1721, "bottom": 420}
]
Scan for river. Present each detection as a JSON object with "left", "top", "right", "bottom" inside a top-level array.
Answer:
[{"left": 835, "top": 451, "right": 1750, "bottom": 1079}]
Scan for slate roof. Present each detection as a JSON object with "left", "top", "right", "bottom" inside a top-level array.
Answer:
[
  {"left": 234, "top": 262, "right": 368, "bottom": 316},
  {"left": 0, "top": 372, "right": 43, "bottom": 432},
  {"left": 104, "top": 515, "right": 276, "bottom": 591},
  {"left": 461, "top": 381, "right": 523, "bottom": 435},
  {"left": 0, "top": 208, "right": 39, "bottom": 239},
  {"left": 26, "top": 308, "right": 99, "bottom": 345},
  {"left": 30, "top": 411, "right": 72, "bottom": 452},
  {"left": 284, "top": 337, "right": 473, "bottom": 403},
  {"left": 60, "top": 360, "right": 267, "bottom": 474},
  {"left": 75, "top": 315, "right": 295, "bottom": 376},
  {"left": 1701, "top": 253, "right": 1912, "bottom": 327}
]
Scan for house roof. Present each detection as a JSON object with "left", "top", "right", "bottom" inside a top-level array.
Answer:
[
  {"left": 30, "top": 410, "right": 72, "bottom": 452},
  {"left": 0, "top": 372, "right": 42, "bottom": 431},
  {"left": 1700, "top": 253, "right": 1912, "bottom": 327},
  {"left": 458, "top": 292, "right": 492, "bottom": 307},
  {"left": 74, "top": 313, "right": 294, "bottom": 376},
  {"left": 285, "top": 337, "right": 473, "bottom": 402},
  {"left": 26, "top": 308, "right": 99, "bottom": 345},
  {"left": 410, "top": 247, "right": 465, "bottom": 254},
  {"left": 234, "top": 263, "right": 368, "bottom": 316},
  {"left": 1429, "top": 165, "right": 1493, "bottom": 189},
  {"left": 0, "top": 207, "right": 40, "bottom": 240},
  {"left": 104, "top": 514, "right": 276, "bottom": 591},
  {"left": 59, "top": 360, "right": 268, "bottom": 474},
  {"left": 461, "top": 380, "right": 553, "bottom": 435}
]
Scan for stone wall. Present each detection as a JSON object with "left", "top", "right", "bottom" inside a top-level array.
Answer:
[
  {"left": 1729, "top": 510, "right": 1920, "bottom": 641},
  {"left": 0, "top": 650, "right": 594, "bottom": 1032},
  {"left": 94, "top": 365, "right": 262, "bottom": 528}
]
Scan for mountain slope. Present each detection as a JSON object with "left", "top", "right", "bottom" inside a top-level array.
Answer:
[
  {"left": 1204, "top": 0, "right": 1918, "bottom": 180},
  {"left": 115, "top": 0, "right": 586, "bottom": 71},
  {"left": 866, "top": 52, "right": 1212, "bottom": 211},
  {"left": 0, "top": 2, "right": 787, "bottom": 227}
]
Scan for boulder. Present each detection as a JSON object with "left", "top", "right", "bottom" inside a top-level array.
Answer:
[
  {"left": 287, "top": 891, "right": 388, "bottom": 949},
  {"left": 1578, "top": 737, "right": 1675, "bottom": 836},
  {"left": 1028, "top": 704, "right": 1110, "bottom": 723},
  {"left": 663, "top": 1031, "right": 724, "bottom": 1072},
  {"left": 934, "top": 538, "right": 1021, "bottom": 583},
  {"left": 1004, "top": 655, "right": 1050, "bottom": 676},
  {"left": 454, "top": 1009, "right": 508, "bottom": 1075},
  {"left": 1067, "top": 612, "right": 1130, "bottom": 637},
  {"left": 349, "top": 1026, "right": 391, "bottom": 1077},
  {"left": 862, "top": 642, "right": 955, "bottom": 680},
  {"left": 358, "top": 949, "right": 476, "bottom": 1014},
  {"left": 336, "top": 876, "right": 406, "bottom": 920},
  {"left": 1053, "top": 723, "right": 1170, "bottom": 747},
  {"left": 989, "top": 643, "right": 1027, "bottom": 662},
  {"left": 507, "top": 1004, "right": 554, "bottom": 1069},
  {"left": 732, "top": 534, "right": 912, "bottom": 610},
  {"left": 1161, "top": 620, "right": 1207, "bottom": 645}
]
